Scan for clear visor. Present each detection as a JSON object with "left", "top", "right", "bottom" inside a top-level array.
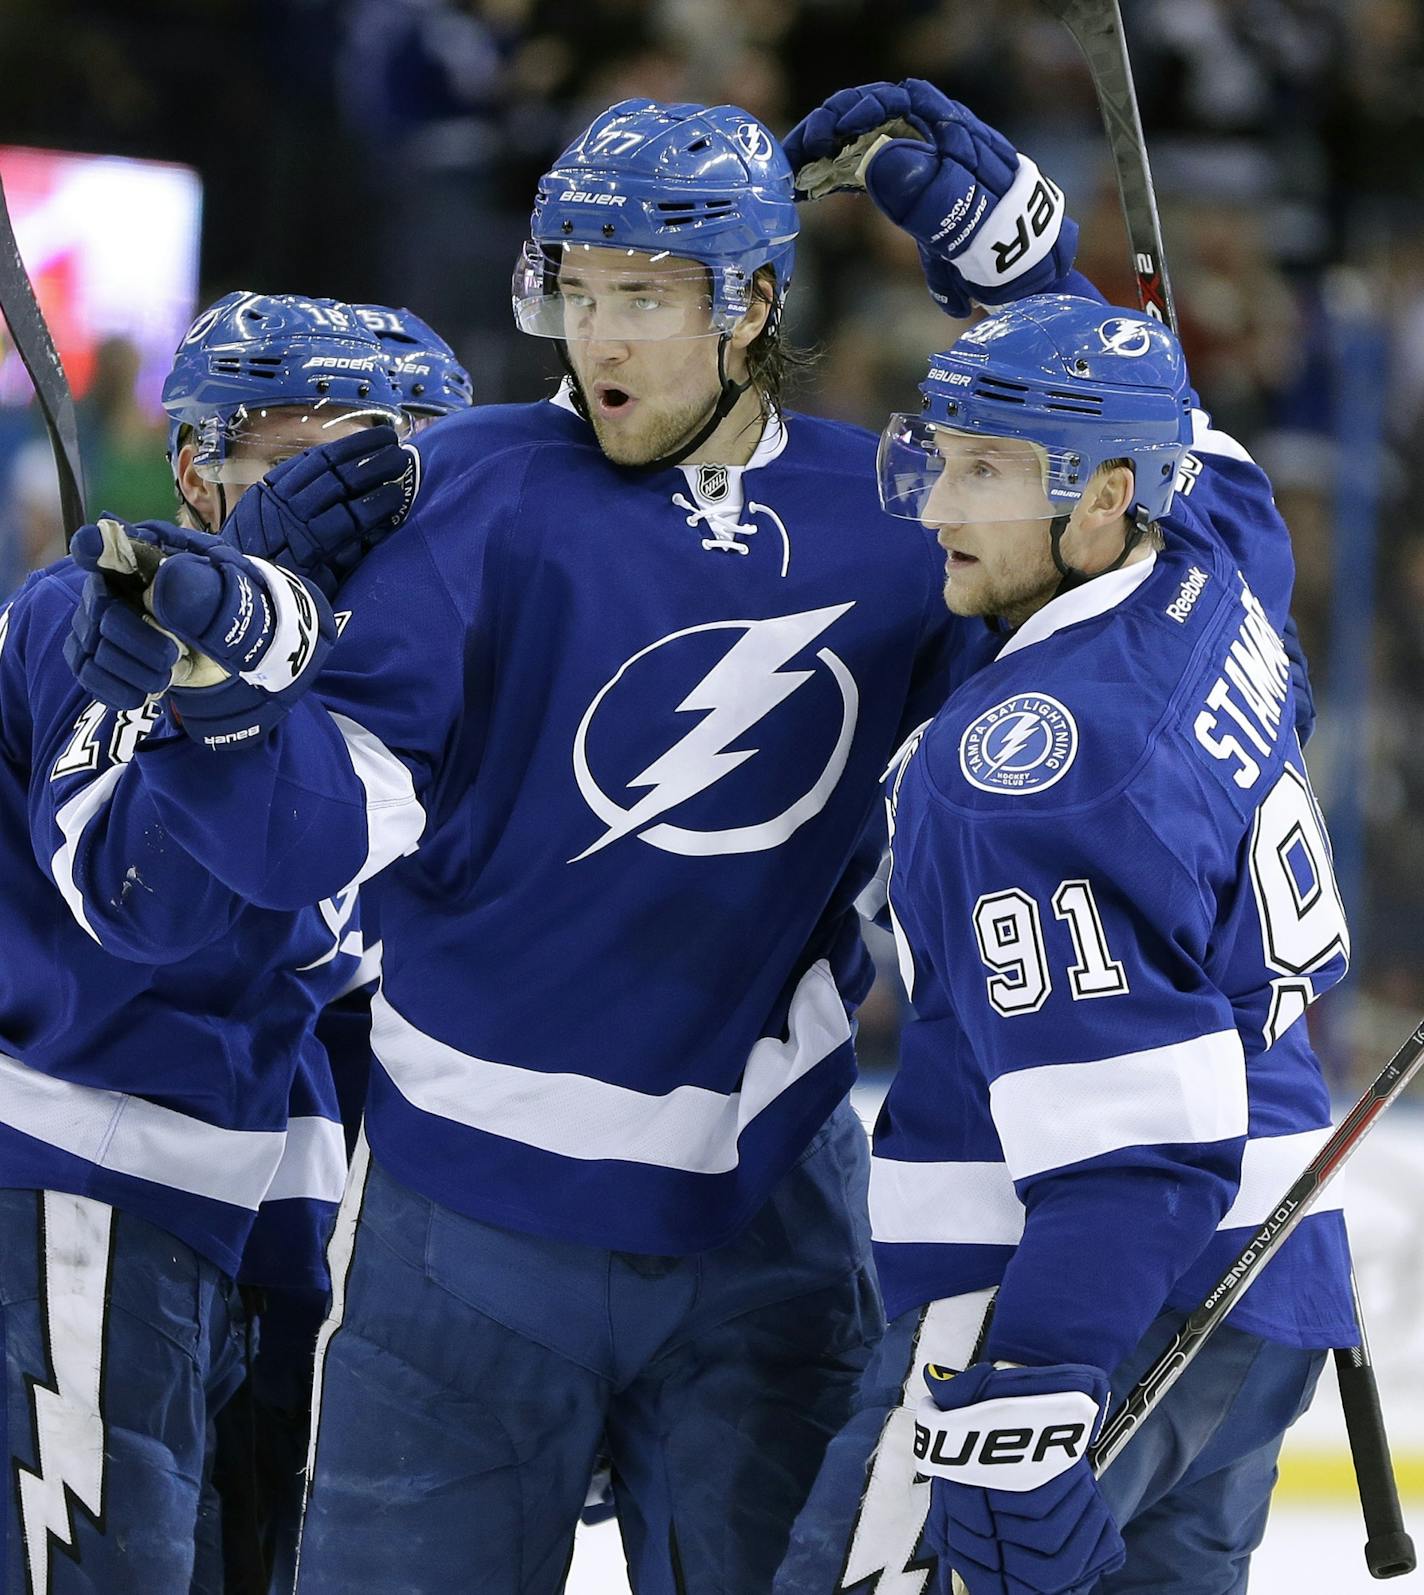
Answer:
[
  {"left": 513, "top": 241, "right": 742, "bottom": 342},
  {"left": 877, "top": 416, "right": 1072, "bottom": 525},
  {"left": 192, "top": 402, "right": 406, "bottom": 485}
]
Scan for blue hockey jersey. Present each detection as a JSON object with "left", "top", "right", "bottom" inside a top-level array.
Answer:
[
  {"left": 0, "top": 561, "right": 351, "bottom": 1279},
  {"left": 871, "top": 416, "right": 1356, "bottom": 1373},
  {"left": 106, "top": 398, "right": 982, "bottom": 1253}
]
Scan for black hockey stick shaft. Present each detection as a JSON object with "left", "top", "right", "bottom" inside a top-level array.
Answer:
[
  {"left": 1092, "top": 1017, "right": 1424, "bottom": 1477},
  {"left": 0, "top": 171, "right": 86, "bottom": 534},
  {"left": 1039, "top": 0, "right": 1175, "bottom": 328},
  {"left": 1335, "top": 1274, "right": 1417, "bottom": 1578}
]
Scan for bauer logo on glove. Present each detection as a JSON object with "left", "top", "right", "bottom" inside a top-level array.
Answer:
[{"left": 912, "top": 1362, "right": 1103, "bottom": 1491}]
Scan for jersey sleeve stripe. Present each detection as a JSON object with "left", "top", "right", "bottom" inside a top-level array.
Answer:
[
  {"left": 0, "top": 1047, "right": 286, "bottom": 1208},
  {"left": 988, "top": 1028, "right": 1248, "bottom": 1181},
  {"left": 260, "top": 1113, "right": 349, "bottom": 1205},
  {"left": 330, "top": 712, "right": 427, "bottom": 888},
  {"left": 868, "top": 1125, "right": 1341, "bottom": 1250},
  {"left": 49, "top": 765, "right": 126, "bottom": 943},
  {"left": 869, "top": 1157, "right": 1026, "bottom": 1246},
  {"left": 1217, "top": 1125, "right": 1340, "bottom": 1227},
  {"left": 371, "top": 959, "right": 851, "bottom": 1175}
]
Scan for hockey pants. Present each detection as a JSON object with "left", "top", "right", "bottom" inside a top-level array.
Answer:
[{"left": 297, "top": 1099, "right": 884, "bottom": 1594}]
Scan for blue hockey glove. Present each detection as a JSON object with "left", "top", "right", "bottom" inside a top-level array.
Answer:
[
  {"left": 1281, "top": 614, "right": 1316, "bottom": 748},
  {"left": 221, "top": 424, "right": 418, "bottom": 599},
  {"left": 784, "top": 80, "right": 1077, "bottom": 316},
  {"left": 67, "top": 517, "right": 335, "bottom": 749},
  {"left": 915, "top": 1360, "right": 1124, "bottom": 1595},
  {"left": 64, "top": 566, "right": 181, "bottom": 710}
]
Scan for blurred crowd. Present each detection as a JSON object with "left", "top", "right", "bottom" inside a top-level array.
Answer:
[{"left": 1, "top": 0, "right": 1422, "bottom": 1083}]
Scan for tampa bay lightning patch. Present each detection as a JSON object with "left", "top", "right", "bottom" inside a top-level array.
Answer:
[{"left": 959, "top": 693, "right": 1078, "bottom": 794}]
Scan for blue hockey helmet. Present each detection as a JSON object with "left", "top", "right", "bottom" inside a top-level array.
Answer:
[
  {"left": 353, "top": 304, "right": 474, "bottom": 423},
  {"left": 514, "top": 98, "right": 799, "bottom": 340},
  {"left": 163, "top": 291, "right": 406, "bottom": 481},
  {"left": 878, "top": 295, "right": 1194, "bottom": 531}
]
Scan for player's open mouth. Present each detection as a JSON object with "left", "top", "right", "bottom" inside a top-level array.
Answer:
[
  {"left": 594, "top": 383, "right": 636, "bottom": 417},
  {"left": 945, "top": 549, "right": 978, "bottom": 568}
]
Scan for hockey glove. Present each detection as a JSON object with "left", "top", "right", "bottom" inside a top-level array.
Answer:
[
  {"left": 784, "top": 80, "right": 1077, "bottom": 317},
  {"left": 221, "top": 424, "right": 418, "bottom": 599},
  {"left": 67, "top": 517, "right": 335, "bottom": 749},
  {"left": 1282, "top": 614, "right": 1316, "bottom": 748},
  {"left": 915, "top": 1360, "right": 1124, "bottom": 1595}
]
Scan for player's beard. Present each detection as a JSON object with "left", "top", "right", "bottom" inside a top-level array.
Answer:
[
  {"left": 587, "top": 384, "right": 721, "bottom": 467},
  {"left": 942, "top": 540, "right": 1060, "bottom": 628}
]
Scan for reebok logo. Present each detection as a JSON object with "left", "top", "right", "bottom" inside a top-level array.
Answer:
[{"left": 1166, "top": 566, "right": 1210, "bottom": 623}]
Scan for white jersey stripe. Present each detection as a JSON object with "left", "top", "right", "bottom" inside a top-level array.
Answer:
[
  {"left": 261, "top": 1114, "right": 349, "bottom": 1205},
  {"left": 989, "top": 1028, "right": 1248, "bottom": 1181},
  {"left": 0, "top": 1048, "right": 287, "bottom": 1209},
  {"left": 373, "top": 958, "right": 852, "bottom": 1175},
  {"left": 331, "top": 712, "right": 426, "bottom": 890},
  {"left": 50, "top": 765, "right": 125, "bottom": 944},
  {"left": 869, "top": 1127, "right": 1344, "bottom": 1249}
]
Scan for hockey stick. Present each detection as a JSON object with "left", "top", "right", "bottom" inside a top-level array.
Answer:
[
  {"left": 1038, "top": 0, "right": 1173, "bottom": 327},
  {"left": 1038, "top": 2, "right": 1416, "bottom": 1577},
  {"left": 1090, "top": 1019, "right": 1424, "bottom": 1553},
  {"left": 0, "top": 170, "right": 87, "bottom": 534}
]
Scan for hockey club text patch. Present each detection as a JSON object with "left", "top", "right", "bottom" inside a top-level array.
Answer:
[{"left": 960, "top": 694, "right": 1077, "bottom": 794}]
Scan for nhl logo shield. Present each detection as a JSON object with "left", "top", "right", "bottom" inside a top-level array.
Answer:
[{"left": 697, "top": 464, "right": 730, "bottom": 502}]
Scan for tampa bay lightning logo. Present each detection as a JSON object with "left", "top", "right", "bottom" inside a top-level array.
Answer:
[
  {"left": 960, "top": 693, "right": 1077, "bottom": 794},
  {"left": 571, "top": 605, "right": 860, "bottom": 860},
  {"left": 1097, "top": 318, "right": 1153, "bottom": 357},
  {"left": 734, "top": 121, "right": 774, "bottom": 163}
]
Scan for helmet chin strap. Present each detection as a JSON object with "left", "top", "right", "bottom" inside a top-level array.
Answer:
[
  {"left": 1047, "top": 506, "right": 1151, "bottom": 597},
  {"left": 174, "top": 477, "right": 226, "bottom": 536},
  {"left": 556, "top": 333, "right": 756, "bottom": 476}
]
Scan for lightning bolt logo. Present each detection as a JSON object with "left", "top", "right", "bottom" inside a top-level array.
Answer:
[
  {"left": 571, "top": 604, "right": 859, "bottom": 861},
  {"left": 959, "top": 693, "right": 1078, "bottom": 795},
  {"left": 985, "top": 710, "right": 1042, "bottom": 773},
  {"left": 15, "top": 1193, "right": 112, "bottom": 1595}
]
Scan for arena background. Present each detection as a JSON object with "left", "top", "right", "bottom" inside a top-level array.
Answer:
[{"left": 0, "top": 0, "right": 1420, "bottom": 1586}]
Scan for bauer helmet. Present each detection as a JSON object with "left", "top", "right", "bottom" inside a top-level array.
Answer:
[
  {"left": 514, "top": 98, "right": 798, "bottom": 342},
  {"left": 354, "top": 304, "right": 473, "bottom": 422},
  {"left": 879, "top": 295, "right": 1193, "bottom": 535},
  {"left": 163, "top": 291, "right": 405, "bottom": 484}
]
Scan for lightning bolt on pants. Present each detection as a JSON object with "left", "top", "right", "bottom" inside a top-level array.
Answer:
[{"left": 1, "top": 1190, "right": 247, "bottom": 1595}]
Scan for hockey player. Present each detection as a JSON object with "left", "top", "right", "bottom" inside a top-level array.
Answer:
[
  {"left": 218, "top": 300, "right": 473, "bottom": 1595},
  {"left": 0, "top": 292, "right": 411, "bottom": 1595},
  {"left": 54, "top": 98, "right": 1094, "bottom": 1593},
  {"left": 774, "top": 296, "right": 1354, "bottom": 1594},
  {"left": 355, "top": 303, "right": 474, "bottom": 434}
]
